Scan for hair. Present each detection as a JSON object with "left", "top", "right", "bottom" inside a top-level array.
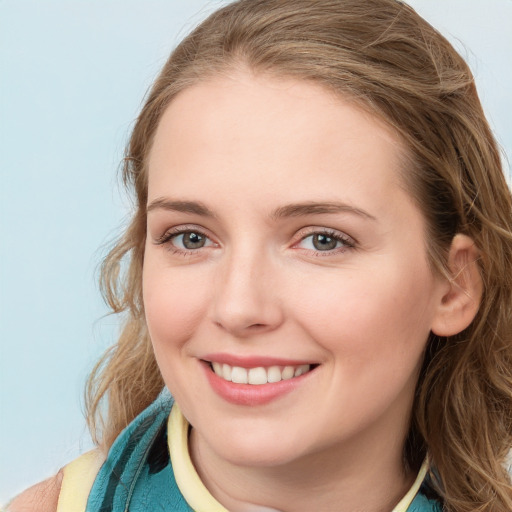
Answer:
[{"left": 85, "top": 0, "right": 512, "bottom": 510}]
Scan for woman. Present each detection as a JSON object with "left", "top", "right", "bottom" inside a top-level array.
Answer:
[{"left": 8, "top": 0, "right": 512, "bottom": 510}]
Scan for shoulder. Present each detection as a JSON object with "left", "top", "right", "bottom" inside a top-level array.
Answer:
[
  {"left": 5, "top": 471, "right": 62, "bottom": 512},
  {"left": 5, "top": 449, "right": 106, "bottom": 512}
]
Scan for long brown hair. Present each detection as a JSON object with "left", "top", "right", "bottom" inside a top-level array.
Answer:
[{"left": 86, "top": 1, "right": 512, "bottom": 509}]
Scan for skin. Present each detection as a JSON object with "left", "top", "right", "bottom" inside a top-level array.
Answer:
[
  {"left": 6, "top": 472, "right": 62, "bottom": 512},
  {"left": 10, "top": 69, "right": 482, "bottom": 512},
  {"left": 142, "top": 69, "right": 466, "bottom": 512}
]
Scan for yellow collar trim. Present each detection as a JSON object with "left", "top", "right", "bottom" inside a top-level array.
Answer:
[
  {"left": 393, "top": 458, "right": 429, "bottom": 512},
  {"left": 56, "top": 449, "right": 106, "bottom": 512},
  {"left": 168, "top": 405, "right": 229, "bottom": 512},
  {"left": 168, "top": 404, "right": 429, "bottom": 512}
]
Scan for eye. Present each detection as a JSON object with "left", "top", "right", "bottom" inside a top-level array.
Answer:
[
  {"left": 173, "top": 231, "right": 209, "bottom": 250},
  {"left": 155, "top": 227, "right": 216, "bottom": 253},
  {"left": 295, "top": 229, "right": 354, "bottom": 253}
]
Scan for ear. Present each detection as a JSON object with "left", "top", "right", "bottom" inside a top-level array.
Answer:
[{"left": 431, "top": 234, "right": 483, "bottom": 337}]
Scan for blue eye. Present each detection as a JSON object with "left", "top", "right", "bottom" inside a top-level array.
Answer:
[
  {"left": 297, "top": 231, "right": 353, "bottom": 252},
  {"left": 155, "top": 228, "right": 215, "bottom": 253},
  {"left": 172, "top": 231, "right": 209, "bottom": 249}
]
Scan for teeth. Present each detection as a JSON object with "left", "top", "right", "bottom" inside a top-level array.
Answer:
[
  {"left": 294, "top": 364, "right": 310, "bottom": 377},
  {"left": 267, "top": 366, "right": 282, "bottom": 383},
  {"left": 231, "top": 366, "right": 248, "bottom": 384},
  {"left": 282, "top": 366, "right": 295, "bottom": 380},
  {"left": 248, "top": 367, "right": 267, "bottom": 385},
  {"left": 211, "top": 362, "right": 312, "bottom": 385},
  {"left": 222, "top": 363, "right": 232, "bottom": 381}
]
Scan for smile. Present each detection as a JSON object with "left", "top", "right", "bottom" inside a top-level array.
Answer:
[
  {"left": 210, "top": 362, "right": 312, "bottom": 385},
  {"left": 201, "top": 355, "right": 319, "bottom": 405}
]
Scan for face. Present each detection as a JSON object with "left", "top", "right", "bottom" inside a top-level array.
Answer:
[{"left": 143, "top": 70, "right": 448, "bottom": 469}]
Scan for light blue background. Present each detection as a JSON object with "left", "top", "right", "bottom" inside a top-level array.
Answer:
[{"left": 1, "top": 0, "right": 511, "bottom": 503}]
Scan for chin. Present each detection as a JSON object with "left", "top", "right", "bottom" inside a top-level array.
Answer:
[
  {"left": 222, "top": 444, "right": 302, "bottom": 468},
  {"left": 202, "top": 422, "right": 309, "bottom": 468}
]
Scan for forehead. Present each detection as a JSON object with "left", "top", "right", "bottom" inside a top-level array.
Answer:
[{"left": 147, "top": 70, "right": 410, "bottom": 216}]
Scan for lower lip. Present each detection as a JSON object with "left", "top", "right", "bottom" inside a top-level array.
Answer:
[{"left": 202, "top": 362, "right": 313, "bottom": 406}]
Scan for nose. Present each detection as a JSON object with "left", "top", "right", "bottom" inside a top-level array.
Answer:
[{"left": 211, "top": 249, "right": 284, "bottom": 337}]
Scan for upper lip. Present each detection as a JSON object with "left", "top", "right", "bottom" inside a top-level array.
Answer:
[{"left": 201, "top": 353, "right": 317, "bottom": 368}]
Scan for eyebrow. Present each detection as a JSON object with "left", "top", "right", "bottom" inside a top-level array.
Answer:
[
  {"left": 146, "top": 198, "right": 216, "bottom": 217},
  {"left": 147, "top": 198, "right": 375, "bottom": 222},
  {"left": 270, "top": 201, "right": 376, "bottom": 221}
]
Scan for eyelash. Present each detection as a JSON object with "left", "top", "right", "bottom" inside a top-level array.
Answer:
[
  {"left": 293, "top": 228, "right": 356, "bottom": 256},
  {"left": 154, "top": 226, "right": 356, "bottom": 256},
  {"left": 154, "top": 225, "right": 216, "bottom": 256}
]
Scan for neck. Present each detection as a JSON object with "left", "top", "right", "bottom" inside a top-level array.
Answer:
[{"left": 189, "top": 426, "right": 415, "bottom": 512}]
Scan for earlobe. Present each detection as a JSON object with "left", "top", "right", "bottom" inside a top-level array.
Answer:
[{"left": 431, "top": 234, "right": 483, "bottom": 337}]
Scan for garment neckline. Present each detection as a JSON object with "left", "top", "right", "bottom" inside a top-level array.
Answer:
[{"left": 167, "top": 404, "right": 429, "bottom": 512}]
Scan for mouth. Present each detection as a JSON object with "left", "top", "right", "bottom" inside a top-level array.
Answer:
[
  {"left": 208, "top": 361, "right": 315, "bottom": 385},
  {"left": 200, "top": 355, "right": 319, "bottom": 405}
]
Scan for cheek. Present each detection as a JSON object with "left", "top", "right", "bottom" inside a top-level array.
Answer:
[
  {"left": 290, "top": 267, "right": 436, "bottom": 433},
  {"left": 293, "top": 265, "right": 437, "bottom": 365},
  {"left": 142, "top": 258, "right": 211, "bottom": 352}
]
